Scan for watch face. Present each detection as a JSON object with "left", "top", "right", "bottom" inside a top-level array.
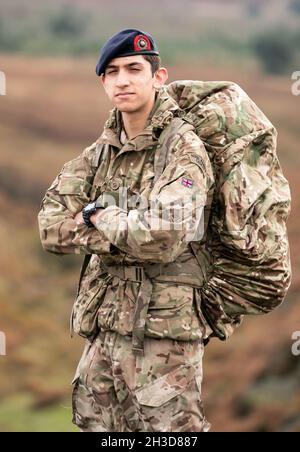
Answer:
[{"left": 84, "top": 202, "right": 96, "bottom": 213}]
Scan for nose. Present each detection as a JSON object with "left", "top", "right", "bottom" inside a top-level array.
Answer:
[{"left": 115, "top": 69, "right": 130, "bottom": 88}]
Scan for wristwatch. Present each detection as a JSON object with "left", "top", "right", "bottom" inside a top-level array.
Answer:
[{"left": 82, "top": 201, "right": 103, "bottom": 228}]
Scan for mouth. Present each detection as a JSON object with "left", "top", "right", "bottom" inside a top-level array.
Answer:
[{"left": 115, "top": 92, "right": 135, "bottom": 99}]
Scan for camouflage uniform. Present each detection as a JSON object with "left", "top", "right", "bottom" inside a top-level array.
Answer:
[{"left": 38, "top": 81, "right": 291, "bottom": 432}]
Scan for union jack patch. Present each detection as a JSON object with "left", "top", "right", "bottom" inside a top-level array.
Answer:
[{"left": 181, "top": 177, "right": 193, "bottom": 188}]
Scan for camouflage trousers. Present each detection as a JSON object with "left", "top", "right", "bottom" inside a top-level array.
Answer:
[{"left": 71, "top": 330, "right": 210, "bottom": 432}]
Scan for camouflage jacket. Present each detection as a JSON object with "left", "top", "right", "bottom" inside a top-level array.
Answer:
[{"left": 38, "top": 81, "right": 291, "bottom": 348}]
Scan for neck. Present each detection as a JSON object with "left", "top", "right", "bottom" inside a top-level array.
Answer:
[{"left": 121, "top": 92, "right": 156, "bottom": 140}]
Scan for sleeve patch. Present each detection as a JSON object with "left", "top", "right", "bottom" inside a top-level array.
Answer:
[
  {"left": 189, "top": 154, "right": 206, "bottom": 173},
  {"left": 181, "top": 177, "right": 193, "bottom": 188}
]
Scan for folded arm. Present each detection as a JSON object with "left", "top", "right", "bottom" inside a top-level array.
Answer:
[{"left": 38, "top": 145, "right": 111, "bottom": 256}]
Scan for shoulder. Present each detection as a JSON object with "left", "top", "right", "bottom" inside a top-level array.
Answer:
[
  {"left": 177, "top": 130, "right": 212, "bottom": 176},
  {"left": 60, "top": 140, "right": 101, "bottom": 179},
  {"left": 178, "top": 128, "right": 202, "bottom": 147},
  {"left": 73, "top": 139, "right": 105, "bottom": 169},
  {"left": 160, "top": 117, "right": 202, "bottom": 152},
  {"left": 82, "top": 140, "right": 103, "bottom": 167},
  {"left": 174, "top": 127, "right": 206, "bottom": 157}
]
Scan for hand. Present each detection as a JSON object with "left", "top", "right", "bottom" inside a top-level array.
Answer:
[
  {"left": 74, "top": 211, "right": 84, "bottom": 225},
  {"left": 89, "top": 208, "right": 104, "bottom": 226}
]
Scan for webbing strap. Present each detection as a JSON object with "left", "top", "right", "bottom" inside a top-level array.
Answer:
[{"left": 154, "top": 117, "right": 194, "bottom": 183}]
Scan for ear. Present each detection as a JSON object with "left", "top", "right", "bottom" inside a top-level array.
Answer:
[
  {"left": 100, "top": 73, "right": 107, "bottom": 92},
  {"left": 153, "top": 67, "right": 168, "bottom": 90}
]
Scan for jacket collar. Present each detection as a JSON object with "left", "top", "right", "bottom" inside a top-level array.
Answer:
[{"left": 98, "top": 86, "right": 180, "bottom": 150}]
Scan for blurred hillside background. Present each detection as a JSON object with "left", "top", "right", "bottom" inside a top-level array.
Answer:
[{"left": 0, "top": 0, "right": 300, "bottom": 432}]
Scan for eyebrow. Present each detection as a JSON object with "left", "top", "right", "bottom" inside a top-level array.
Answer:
[{"left": 106, "top": 62, "right": 144, "bottom": 70}]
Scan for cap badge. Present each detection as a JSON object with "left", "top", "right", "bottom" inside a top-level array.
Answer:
[{"left": 134, "top": 34, "right": 151, "bottom": 52}]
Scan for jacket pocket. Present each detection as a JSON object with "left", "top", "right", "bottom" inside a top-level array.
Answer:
[
  {"left": 135, "top": 364, "right": 195, "bottom": 407},
  {"left": 145, "top": 283, "right": 200, "bottom": 341},
  {"left": 71, "top": 272, "right": 110, "bottom": 338},
  {"left": 57, "top": 175, "right": 92, "bottom": 213}
]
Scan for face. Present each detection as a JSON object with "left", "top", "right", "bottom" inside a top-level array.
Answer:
[{"left": 101, "top": 55, "right": 168, "bottom": 114}]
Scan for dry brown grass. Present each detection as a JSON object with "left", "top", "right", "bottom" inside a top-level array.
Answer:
[{"left": 0, "top": 54, "right": 299, "bottom": 431}]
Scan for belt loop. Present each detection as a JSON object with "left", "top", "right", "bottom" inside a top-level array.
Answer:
[
  {"left": 132, "top": 346, "right": 144, "bottom": 356},
  {"left": 134, "top": 267, "right": 143, "bottom": 282}
]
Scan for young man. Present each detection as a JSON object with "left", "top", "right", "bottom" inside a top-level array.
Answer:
[
  {"left": 38, "top": 28, "right": 213, "bottom": 432},
  {"left": 38, "top": 28, "right": 291, "bottom": 432}
]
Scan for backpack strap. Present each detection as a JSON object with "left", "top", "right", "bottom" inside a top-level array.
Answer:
[{"left": 154, "top": 117, "right": 194, "bottom": 183}]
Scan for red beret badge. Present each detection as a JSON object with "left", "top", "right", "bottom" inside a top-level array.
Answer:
[{"left": 133, "top": 34, "right": 151, "bottom": 52}]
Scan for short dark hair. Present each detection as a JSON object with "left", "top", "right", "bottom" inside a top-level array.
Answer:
[{"left": 142, "top": 55, "right": 161, "bottom": 75}]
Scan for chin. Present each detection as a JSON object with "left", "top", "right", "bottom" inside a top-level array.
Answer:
[{"left": 118, "top": 104, "right": 140, "bottom": 113}]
